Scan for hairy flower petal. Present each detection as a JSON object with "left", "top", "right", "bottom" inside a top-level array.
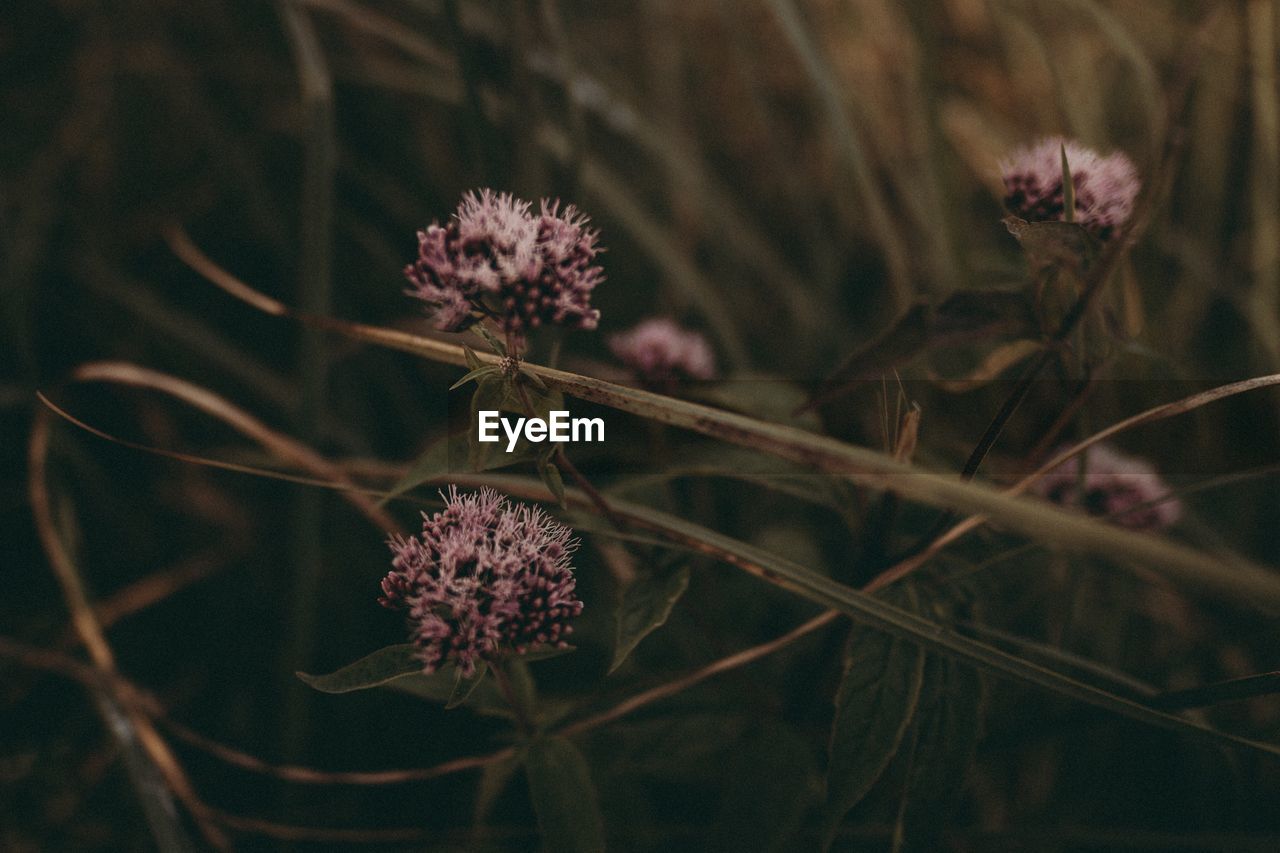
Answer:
[
  {"left": 380, "top": 487, "right": 584, "bottom": 676},
  {"left": 404, "top": 190, "right": 605, "bottom": 341}
]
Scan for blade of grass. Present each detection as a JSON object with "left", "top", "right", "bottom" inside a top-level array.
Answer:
[
  {"left": 30, "top": 408, "right": 222, "bottom": 849},
  {"left": 43, "top": 388, "right": 1280, "bottom": 759},
  {"left": 869, "top": 373, "right": 1280, "bottom": 590},
  {"left": 763, "top": 0, "right": 912, "bottom": 309},
  {"left": 278, "top": 0, "right": 337, "bottom": 771},
  {"left": 1246, "top": 0, "right": 1280, "bottom": 369},
  {"left": 168, "top": 229, "right": 1280, "bottom": 612}
]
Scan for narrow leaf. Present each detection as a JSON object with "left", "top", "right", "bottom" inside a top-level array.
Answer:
[
  {"left": 299, "top": 645, "right": 511, "bottom": 714},
  {"left": 610, "top": 565, "right": 692, "bottom": 672},
  {"left": 608, "top": 501, "right": 1280, "bottom": 759},
  {"left": 928, "top": 340, "right": 1042, "bottom": 393},
  {"left": 898, "top": 657, "right": 984, "bottom": 846},
  {"left": 1003, "top": 216, "right": 1100, "bottom": 272},
  {"left": 475, "top": 324, "right": 507, "bottom": 355},
  {"left": 379, "top": 436, "right": 452, "bottom": 507},
  {"left": 803, "top": 290, "right": 1037, "bottom": 411},
  {"left": 191, "top": 264, "right": 1280, "bottom": 609},
  {"left": 387, "top": 670, "right": 509, "bottom": 716},
  {"left": 450, "top": 365, "right": 498, "bottom": 391},
  {"left": 297, "top": 644, "right": 421, "bottom": 693},
  {"left": 525, "top": 736, "right": 606, "bottom": 853},
  {"left": 521, "top": 363, "right": 548, "bottom": 391},
  {"left": 447, "top": 662, "right": 489, "bottom": 709},
  {"left": 469, "top": 376, "right": 509, "bottom": 472}
]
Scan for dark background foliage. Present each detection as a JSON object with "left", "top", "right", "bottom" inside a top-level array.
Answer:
[{"left": 4, "top": 0, "right": 1280, "bottom": 850}]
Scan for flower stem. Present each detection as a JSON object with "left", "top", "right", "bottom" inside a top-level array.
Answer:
[
  {"left": 490, "top": 660, "right": 536, "bottom": 736},
  {"left": 512, "top": 380, "right": 626, "bottom": 530}
]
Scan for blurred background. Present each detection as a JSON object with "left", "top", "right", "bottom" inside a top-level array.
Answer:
[{"left": 4, "top": 0, "right": 1280, "bottom": 849}]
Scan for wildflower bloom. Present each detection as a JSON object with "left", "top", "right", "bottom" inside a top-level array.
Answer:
[
  {"left": 379, "top": 487, "right": 584, "bottom": 676},
  {"left": 1032, "top": 444, "right": 1180, "bottom": 531},
  {"left": 404, "top": 189, "right": 603, "bottom": 340},
  {"left": 607, "top": 318, "right": 716, "bottom": 387},
  {"left": 1001, "top": 137, "right": 1139, "bottom": 240}
]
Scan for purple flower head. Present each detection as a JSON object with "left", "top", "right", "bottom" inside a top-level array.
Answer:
[
  {"left": 404, "top": 189, "right": 603, "bottom": 341},
  {"left": 607, "top": 318, "right": 716, "bottom": 388},
  {"left": 1001, "top": 138, "right": 1139, "bottom": 241},
  {"left": 379, "top": 486, "right": 584, "bottom": 676},
  {"left": 1032, "top": 444, "right": 1181, "bottom": 531}
]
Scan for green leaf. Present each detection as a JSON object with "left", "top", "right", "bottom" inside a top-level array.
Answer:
[
  {"left": 498, "top": 657, "right": 539, "bottom": 723},
  {"left": 823, "top": 622, "right": 926, "bottom": 848},
  {"left": 385, "top": 670, "right": 509, "bottom": 716},
  {"left": 297, "top": 644, "right": 421, "bottom": 693},
  {"left": 1003, "top": 216, "right": 1100, "bottom": 273},
  {"left": 463, "top": 345, "right": 483, "bottom": 370},
  {"left": 298, "top": 645, "right": 510, "bottom": 714},
  {"left": 521, "top": 382, "right": 565, "bottom": 423},
  {"left": 450, "top": 365, "right": 498, "bottom": 391},
  {"left": 610, "top": 565, "right": 691, "bottom": 673},
  {"left": 378, "top": 435, "right": 452, "bottom": 507},
  {"left": 897, "top": 657, "right": 984, "bottom": 847},
  {"left": 520, "top": 363, "right": 548, "bottom": 391},
  {"left": 469, "top": 376, "right": 510, "bottom": 472},
  {"left": 805, "top": 290, "right": 1038, "bottom": 411},
  {"left": 474, "top": 324, "right": 507, "bottom": 355},
  {"left": 525, "top": 736, "right": 606, "bottom": 853},
  {"left": 473, "top": 756, "right": 521, "bottom": 828},
  {"left": 446, "top": 662, "right": 489, "bottom": 709},
  {"left": 606, "top": 500, "right": 1280, "bottom": 760}
]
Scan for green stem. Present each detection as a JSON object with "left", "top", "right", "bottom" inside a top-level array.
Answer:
[{"left": 490, "top": 659, "right": 536, "bottom": 736}]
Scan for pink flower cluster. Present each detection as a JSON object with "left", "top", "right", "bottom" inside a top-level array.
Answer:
[
  {"left": 404, "top": 189, "right": 604, "bottom": 340},
  {"left": 380, "top": 487, "right": 584, "bottom": 676},
  {"left": 607, "top": 318, "right": 716, "bottom": 387},
  {"left": 1001, "top": 137, "right": 1139, "bottom": 240},
  {"left": 1032, "top": 444, "right": 1181, "bottom": 531}
]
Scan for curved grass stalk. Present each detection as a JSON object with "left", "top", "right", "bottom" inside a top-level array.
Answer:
[
  {"left": 169, "top": 228, "right": 1280, "bottom": 614},
  {"left": 867, "top": 374, "right": 1280, "bottom": 591},
  {"left": 40, "top": 379, "right": 1280, "bottom": 759}
]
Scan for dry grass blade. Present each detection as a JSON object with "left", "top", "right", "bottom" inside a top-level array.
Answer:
[
  {"left": 869, "top": 373, "right": 1280, "bottom": 590},
  {"left": 39, "top": 402, "right": 1280, "bottom": 760},
  {"left": 298, "top": 0, "right": 456, "bottom": 71},
  {"left": 1149, "top": 671, "right": 1280, "bottom": 712},
  {"left": 56, "top": 361, "right": 401, "bottom": 533},
  {"left": 170, "top": 229, "right": 1280, "bottom": 613},
  {"left": 29, "top": 407, "right": 227, "bottom": 850}
]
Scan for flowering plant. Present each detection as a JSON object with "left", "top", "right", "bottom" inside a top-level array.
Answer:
[{"left": 18, "top": 9, "right": 1280, "bottom": 851}]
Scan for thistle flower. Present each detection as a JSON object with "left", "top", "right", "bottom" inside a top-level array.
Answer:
[
  {"left": 379, "top": 487, "right": 584, "bottom": 676},
  {"left": 404, "top": 189, "right": 603, "bottom": 341},
  {"left": 1032, "top": 444, "right": 1180, "bottom": 531},
  {"left": 1001, "top": 138, "right": 1139, "bottom": 240},
  {"left": 607, "top": 318, "right": 716, "bottom": 388}
]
